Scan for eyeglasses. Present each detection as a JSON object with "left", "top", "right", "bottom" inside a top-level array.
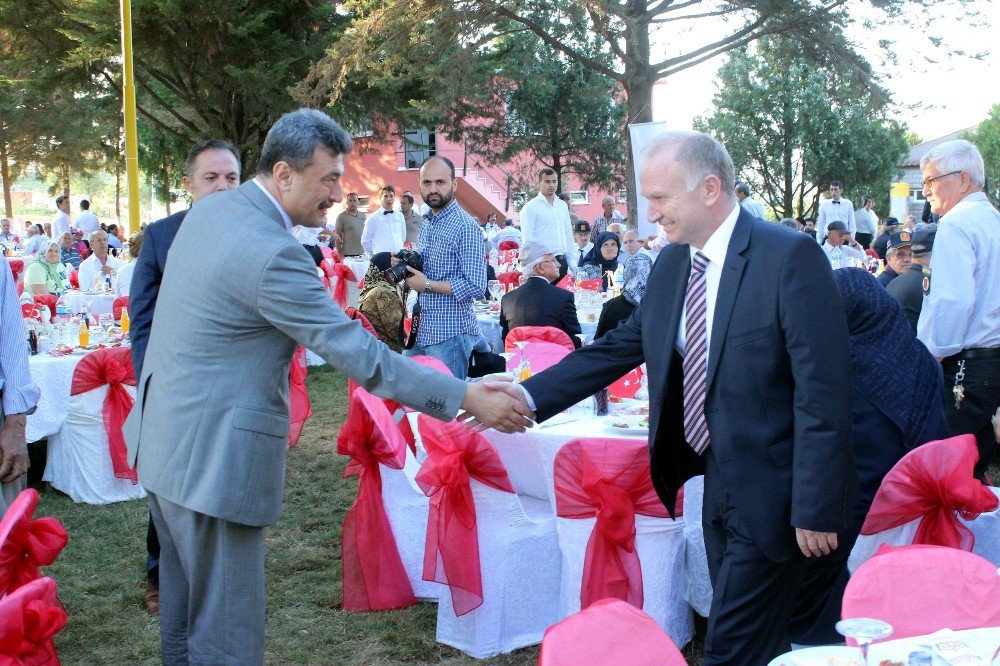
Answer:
[{"left": 922, "top": 171, "right": 961, "bottom": 188}]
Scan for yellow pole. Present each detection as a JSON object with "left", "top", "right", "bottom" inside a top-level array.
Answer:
[{"left": 119, "top": 0, "right": 140, "bottom": 235}]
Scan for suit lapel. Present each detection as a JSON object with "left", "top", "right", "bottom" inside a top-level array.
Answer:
[
  {"left": 706, "top": 214, "right": 751, "bottom": 388},
  {"left": 238, "top": 180, "right": 289, "bottom": 231},
  {"left": 650, "top": 249, "right": 689, "bottom": 403}
]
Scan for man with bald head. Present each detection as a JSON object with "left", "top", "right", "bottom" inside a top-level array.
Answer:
[
  {"left": 590, "top": 194, "right": 626, "bottom": 244},
  {"left": 505, "top": 131, "right": 854, "bottom": 663}
]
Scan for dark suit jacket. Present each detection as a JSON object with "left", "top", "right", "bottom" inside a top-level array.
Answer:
[
  {"left": 522, "top": 211, "right": 856, "bottom": 561},
  {"left": 499, "top": 276, "right": 582, "bottom": 348},
  {"left": 130, "top": 210, "right": 187, "bottom": 379},
  {"left": 886, "top": 264, "right": 924, "bottom": 335}
]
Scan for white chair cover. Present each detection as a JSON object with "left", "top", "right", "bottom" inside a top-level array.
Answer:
[
  {"left": 434, "top": 480, "right": 561, "bottom": 659},
  {"left": 848, "top": 487, "right": 1000, "bottom": 572},
  {"left": 42, "top": 385, "right": 145, "bottom": 504},
  {"left": 682, "top": 475, "right": 713, "bottom": 617}
]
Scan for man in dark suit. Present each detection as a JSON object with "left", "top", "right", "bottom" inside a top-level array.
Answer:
[
  {"left": 505, "top": 131, "right": 856, "bottom": 664},
  {"left": 129, "top": 139, "right": 242, "bottom": 615},
  {"left": 500, "top": 242, "right": 582, "bottom": 348}
]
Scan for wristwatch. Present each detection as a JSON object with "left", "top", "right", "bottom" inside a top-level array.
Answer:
[{"left": 424, "top": 281, "right": 434, "bottom": 294}]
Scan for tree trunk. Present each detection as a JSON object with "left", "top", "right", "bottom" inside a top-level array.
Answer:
[
  {"left": 0, "top": 128, "right": 13, "bottom": 220},
  {"left": 61, "top": 163, "right": 70, "bottom": 200},
  {"left": 115, "top": 165, "right": 122, "bottom": 221},
  {"left": 622, "top": 5, "right": 654, "bottom": 230}
]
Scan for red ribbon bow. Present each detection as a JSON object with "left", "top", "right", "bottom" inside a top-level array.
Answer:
[
  {"left": 69, "top": 348, "right": 137, "bottom": 484},
  {"left": 287, "top": 347, "right": 312, "bottom": 447},
  {"left": 336, "top": 389, "right": 416, "bottom": 611},
  {"left": 331, "top": 264, "right": 358, "bottom": 309},
  {"left": 414, "top": 416, "right": 514, "bottom": 616},
  {"left": 0, "top": 490, "right": 69, "bottom": 598},
  {"left": 0, "top": 577, "right": 67, "bottom": 666},
  {"left": 554, "top": 439, "right": 671, "bottom": 609},
  {"left": 861, "top": 434, "right": 999, "bottom": 550}
]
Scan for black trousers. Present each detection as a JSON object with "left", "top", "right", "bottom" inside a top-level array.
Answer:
[
  {"left": 942, "top": 355, "right": 1000, "bottom": 479},
  {"left": 702, "top": 451, "right": 806, "bottom": 665},
  {"left": 147, "top": 512, "right": 160, "bottom": 586},
  {"left": 855, "top": 232, "right": 873, "bottom": 249}
]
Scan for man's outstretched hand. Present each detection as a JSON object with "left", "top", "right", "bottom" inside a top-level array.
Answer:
[{"left": 458, "top": 380, "right": 536, "bottom": 433}]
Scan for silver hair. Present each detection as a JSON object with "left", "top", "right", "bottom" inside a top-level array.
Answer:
[
  {"left": 779, "top": 217, "right": 798, "bottom": 230},
  {"left": 258, "top": 109, "right": 352, "bottom": 175},
  {"left": 89, "top": 229, "right": 107, "bottom": 242},
  {"left": 641, "top": 130, "right": 737, "bottom": 195},
  {"left": 919, "top": 139, "right": 985, "bottom": 188}
]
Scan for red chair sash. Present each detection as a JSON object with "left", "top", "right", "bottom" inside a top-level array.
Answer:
[
  {"left": 554, "top": 439, "right": 670, "bottom": 610},
  {"left": 320, "top": 246, "right": 336, "bottom": 262},
  {"left": 0, "top": 577, "right": 67, "bottom": 665},
  {"left": 336, "top": 389, "right": 416, "bottom": 611},
  {"left": 861, "top": 434, "right": 999, "bottom": 550},
  {"left": 331, "top": 264, "right": 358, "bottom": 309},
  {"left": 344, "top": 308, "right": 379, "bottom": 409},
  {"left": 506, "top": 341, "right": 571, "bottom": 373},
  {"left": 414, "top": 415, "right": 514, "bottom": 616},
  {"left": 497, "top": 271, "right": 522, "bottom": 289},
  {"left": 0, "top": 490, "right": 68, "bottom": 599},
  {"left": 499, "top": 250, "right": 519, "bottom": 264},
  {"left": 69, "top": 348, "right": 137, "bottom": 484},
  {"left": 7, "top": 260, "right": 23, "bottom": 284},
  {"left": 112, "top": 296, "right": 129, "bottom": 322},
  {"left": 505, "top": 325, "right": 576, "bottom": 352},
  {"left": 497, "top": 240, "right": 519, "bottom": 251},
  {"left": 287, "top": 347, "right": 312, "bottom": 447},
  {"left": 68, "top": 269, "right": 79, "bottom": 289}
]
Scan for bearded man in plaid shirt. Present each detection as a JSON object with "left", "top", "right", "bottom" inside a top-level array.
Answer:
[{"left": 396, "top": 155, "right": 486, "bottom": 378}]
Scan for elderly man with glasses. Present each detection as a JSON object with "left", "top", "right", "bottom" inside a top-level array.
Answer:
[{"left": 499, "top": 241, "right": 582, "bottom": 349}]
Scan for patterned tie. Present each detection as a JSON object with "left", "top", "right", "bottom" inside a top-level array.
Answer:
[{"left": 683, "top": 252, "right": 711, "bottom": 454}]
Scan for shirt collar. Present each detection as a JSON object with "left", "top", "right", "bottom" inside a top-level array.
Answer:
[
  {"left": 690, "top": 203, "right": 740, "bottom": 266},
  {"left": 428, "top": 198, "right": 459, "bottom": 222},
  {"left": 252, "top": 178, "right": 294, "bottom": 234}
]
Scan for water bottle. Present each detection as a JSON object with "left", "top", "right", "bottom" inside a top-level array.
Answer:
[
  {"left": 56, "top": 295, "right": 70, "bottom": 316},
  {"left": 489, "top": 248, "right": 499, "bottom": 267}
]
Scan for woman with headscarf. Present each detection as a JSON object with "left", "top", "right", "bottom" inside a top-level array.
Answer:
[
  {"left": 577, "top": 231, "right": 620, "bottom": 291},
  {"left": 24, "top": 241, "right": 70, "bottom": 296},
  {"left": 357, "top": 252, "right": 407, "bottom": 353},
  {"left": 789, "top": 267, "right": 950, "bottom": 646},
  {"left": 594, "top": 251, "right": 652, "bottom": 340}
]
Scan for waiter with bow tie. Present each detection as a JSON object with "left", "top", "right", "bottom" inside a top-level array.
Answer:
[
  {"left": 816, "top": 179, "right": 856, "bottom": 245},
  {"left": 361, "top": 184, "right": 406, "bottom": 254}
]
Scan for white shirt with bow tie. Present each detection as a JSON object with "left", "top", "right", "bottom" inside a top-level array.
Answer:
[
  {"left": 816, "top": 196, "right": 855, "bottom": 244},
  {"left": 361, "top": 208, "right": 406, "bottom": 255}
]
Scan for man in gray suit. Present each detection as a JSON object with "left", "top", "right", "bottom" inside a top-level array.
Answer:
[{"left": 124, "top": 109, "right": 532, "bottom": 664}]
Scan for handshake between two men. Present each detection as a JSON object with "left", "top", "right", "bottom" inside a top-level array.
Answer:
[{"left": 456, "top": 377, "right": 536, "bottom": 434}]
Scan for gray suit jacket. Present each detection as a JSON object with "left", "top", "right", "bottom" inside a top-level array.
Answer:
[{"left": 123, "top": 181, "right": 466, "bottom": 527}]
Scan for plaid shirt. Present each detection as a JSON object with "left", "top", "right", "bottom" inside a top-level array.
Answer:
[
  {"left": 415, "top": 198, "right": 486, "bottom": 346},
  {"left": 590, "top": 211, "right": 626, "bottom": 243}
]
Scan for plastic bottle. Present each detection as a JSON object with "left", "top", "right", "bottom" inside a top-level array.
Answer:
[
  {"left": 489, "top": 248, "right": 499, "bottom": 267},
  {"left": 78, "top": 320, "right": 89, "bottom": 348},
  {"left": 120, "top": 307, "right": 130, "bottom": 334}
]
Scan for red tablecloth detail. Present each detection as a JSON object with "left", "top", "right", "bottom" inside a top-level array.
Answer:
[
  {"left": 842, "top": 544, "right": 1000, "bottom": 641},
  {"left": 330, "top": 263, "right": 358, "bottom": 309},
  {"left": 861, "top": 434, "right": 998, "bottom": 549},
  {"left": 112, "top": 296, "right": 129, "bottom": 322},
  {"left": 33, "top": 295, "right": 57, "bottom": 324},
  {"left": 539, "top": 598, "right": 686, "bottom": 666},
  {"left": 0, "top": 577, "right": 67, "bottom": 665},
  {"left": 70, "top": 348, "right": 137, "bottom": 484},
  {"left": 555, "top": 439, "right": 671, "bottom": 610},
  {"left": 68, "top": 269, "right": 78, "bottom": 289},
  {"left": 608, "top": 366, "right": 643, "bottom": 400},
  {"left": 505, "top": 325, "right": 575, "bottom": 352},
  {"left": 415, "top": 415, "right": 514, "bottom": 616},
  {"left": 497, "top": 240, "right": 519, "bottom": 251},
  {"left": 0, "top": 490, "right": 68, "bottom": 599},
  {"left": 506, "top": 341, "right": 571, "bottom": 374},
  {"left": 497, "top": 271, "right": 522, "bottom": 290},
  {"left": 336, "top": 389, "right": 416, "bottom": 611},
  {"left": 287, "top": 347, "right": 311, "bottom": 447}
]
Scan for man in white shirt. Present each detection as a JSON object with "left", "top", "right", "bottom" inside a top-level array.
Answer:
[
  {"left": 73, "top": 199, "right": 100, "bottom": 236},
  {"left": 519, "top": 168, "right": 576, "bottom": 280},
  {"left": 52, "top": 195, "right": 71, "bottom": 238},
  {"left": 78, "top": 229, "right": 124, "bottom": 291},
  {"left": 816, "top": 180, "right": 855, "bottom": 244},
  {"left": 853, "top": 196, "right": 878, "bottom": 249},
  {"left": 820, "top": 220, "right": 865, "bottom": 269},
  {"left": 735, "top": 182, "right": 767, "bottom": 220},
  {"left": 360, "top": 184, "right": 405, "bottom": 255}
]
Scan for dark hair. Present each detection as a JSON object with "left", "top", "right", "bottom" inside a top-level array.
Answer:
[
  {"left": 55, "top": 195, "right": 67, "bottom": 206},
  {"left": 347, "top": 192, "right": 358, "bottom": 198},
  {"left": 400, "top": 193, "right": 414, "bottom": 205},
  {"left": 420, "top": 155, "right": 456, "bottom": 179},
  {"left": 107, "top": 224, "right": 118, "bottom": 233},
  {"left": 258, "top": 109, "right": 352, "bottom": 176},
  {"left": 185, "top": 139, "right": 241, "bottom": 177},
  {"left": 830, "top": 180, "right": 844, "bottom": 189},
  {"left": 504, "top": 218, "right": 513, "bottom": 227},
  {"left": 80, "top": 199, "right": 90, "bottom": 210},
  {"left": 537, "top": 167, "right": 556, "bottom": 181},
  {"left": 558, "top": 193, "right": 571, "bottom": 204},
  {"left": 735, "top": 182, "right": 751, "bottom": 196},
  {"left": 379, "top": 185, "right": 395, "bottom": 196}
]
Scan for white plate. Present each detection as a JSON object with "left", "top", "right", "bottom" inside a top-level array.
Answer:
[
  {"left": 767, "top": 646, "right": 860, "bottom": 666},
  {"left": 608, "top": 421, "right": 649, "bottom": 436}
]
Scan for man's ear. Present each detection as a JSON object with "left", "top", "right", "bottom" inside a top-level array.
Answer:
[{"left": 271, "top": 162, "right": 294, "bottom": 192}]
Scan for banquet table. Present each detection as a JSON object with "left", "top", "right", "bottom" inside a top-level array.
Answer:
[
  {"left": 26, "top": 351, "right": 90, "bottom": 443},
  {"left": 768, "top": 627, "right": 1000, "bottom": 665},
  {"left": 62, "top": 291, "right": 117, "bottom": 316}
]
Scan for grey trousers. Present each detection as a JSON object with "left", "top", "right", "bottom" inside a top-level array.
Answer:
[{"left": 149, "top": 492, "right": 266, "bottom": 665}]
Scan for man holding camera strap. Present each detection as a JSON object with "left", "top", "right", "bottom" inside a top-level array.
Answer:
[{"left": 393, "top": 155, "right": 486, "bottom": 379}]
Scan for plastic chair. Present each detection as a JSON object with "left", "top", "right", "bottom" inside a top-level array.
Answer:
[
  {"left": 0, "top": 577, "right": 67, "bottom": 664},
  {"left": 112, "top": 295, "right": 129, "bottom": 322},
  {"left": 848, "top": 434, "right": 1000, "bottom": 572},
  {"left": 505, "top": 341, "right": 571, "bottom": 374},
  {"left": 33, "top": 294, "right": 58, "bottom": 324},
  {"left": 330, "top": 263, "right": 359, "bottom": 308},
  {"left": 43, "top": 348, "right": 145, "bottom": 504},
  {"left": 498, "top": 240, "right": 520, "bottom": 251},
  {"left": 0, "top": 489, "right": 68, "bottom": 599},
  {"left": 842, "top": 544, "right": 1000, "bottom": 641},
  {"left": 539, "top": 598, "right": 687, "bottom": 666},
  {"left": 505, "top": 325, "right": 576, "bottom": 352},
  {"left": 416, "top": 415, "right": 561, "bottom": 658},
  {"left": 336, "top": 389, "right": 417, "bottom": 611},
  {"left": 552, "top": 438, "right": 693, "bottom": 647}
]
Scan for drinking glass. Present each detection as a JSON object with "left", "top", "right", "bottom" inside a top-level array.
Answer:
[
  {"left": 488, "top": 280, "right": 503, "bottom": 301},
  {"left": 835, "top": 618, "right": 892, "bottom": 665}
]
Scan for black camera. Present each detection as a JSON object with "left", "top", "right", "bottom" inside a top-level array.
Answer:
[{"left": 384, "top": 249, "right": 424, "bottom": 285}]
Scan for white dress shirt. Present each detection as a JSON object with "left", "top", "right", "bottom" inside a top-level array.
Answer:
[
  {"left": 78, "top": 253, "right": 124, "bottom": 292},
  {"left": 519, "top": 194, "right": 577, "bottom": 269},
  {"left": 816, "top": 197, "right": 856, "bottom": 242},
  {"left": 22, "top": 234, "right": 51, "bottom": 256},
  {"left": 73, "top": 210, "right": 100, "bottom": 235},
  {"left": 675, "top": 204, "right": 740, "bottom": 355},
  {"left": 917, "top": 192, "right": 1000, "bottom": 357},
  {"left": 854, "top": 208, "right": 878, "bottom": 235},
  {"left": 821, "top": 241, "right": 865, "bottom": 269},
  {"left": 0, "top": 256, "right": 40, "bottom": 415},
  {"left": 292, "top": 225, "right": 322, "bottom": 246},
  {"left": 361, "top": 208, "right": 405, "bottom": 255},
  {"left": 740, "top": 198, "right": 767, "bottom": 221},
  {"left": 52, "top": 210, "right": 71, "bottom": 238},
  {"left": 115, "top": 260, "right": 136, "bottom": 298},
  {"left": 251, "top": 178, "right": 294, "bottom": 234},
  {"left": 573, "top": 242, "right": 594, "bottom": 266}
]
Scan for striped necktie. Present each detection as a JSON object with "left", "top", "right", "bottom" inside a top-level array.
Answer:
[{"left": 683, "top": 251, "right": 711, "bottom": 454}]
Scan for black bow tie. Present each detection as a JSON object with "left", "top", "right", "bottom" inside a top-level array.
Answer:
[
  {"left": 832, "top": 200, "right": 841, "bottom": 204},
  {"left": 383, "top": 210, "right": 393, "bottom": 215}
]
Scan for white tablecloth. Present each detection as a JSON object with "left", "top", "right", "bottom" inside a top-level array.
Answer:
[
  {"left": 62, "top": 291, "right": 116, "bottom": 316},
  {"left": 476, "top": 315, "right": 599, "bottom": 353},
  {"left": 26, "top": 352, "right": 88, "bottom": 443},
  {"left": 770, "top": 627, "right": 1000, "bottom": 665}
]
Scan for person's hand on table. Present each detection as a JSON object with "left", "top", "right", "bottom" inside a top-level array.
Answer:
[
  {"left": 0, "top": 414, "right": 29, "bottom": 483},
  {"left": 457, "top": 380, "right": 535, "bottom": 433},
  {"left": 795, "top": 528, "right": 838, "bottom": 557}
]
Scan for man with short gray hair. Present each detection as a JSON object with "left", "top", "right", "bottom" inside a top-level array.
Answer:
[
  {"left": 590, "top": 194, "right": 626, "bottom": 244},
  {"left": 917, "top": 138, "right": 1000, "bottom": 478},
  {"left": 77, "top": 229, "right": 122, "bottom": 290},
  {"left": 735, "top": 181, "right": 767, "bottom": 220},
  {"left": 124, "top": 109, "right": 532, "bottom": 664}
]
